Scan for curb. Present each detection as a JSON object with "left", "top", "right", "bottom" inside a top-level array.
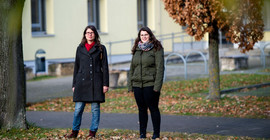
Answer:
[{"left": 220, "top": 82, "right": 270, "bottom": 94}]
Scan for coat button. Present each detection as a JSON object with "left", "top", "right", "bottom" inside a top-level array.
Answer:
[{"left": 90, "top": 64, "right": 92, "bottom": 67}]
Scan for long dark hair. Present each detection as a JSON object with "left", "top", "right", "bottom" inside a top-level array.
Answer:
[
  {"left": 131, "top": 27, "right": 163, "bottom": 55},
  {"left": 81, "top": 25, "right": 103, "bottom": 59},
  {"left": 81, "top": 25, "right": 101, "bottom": 46}
]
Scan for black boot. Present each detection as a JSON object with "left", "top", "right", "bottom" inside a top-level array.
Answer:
[
  {"left": 66, "top": 130, "right": 79, "bottom": 138},
  {"left": 152, "top": 133, "right": 160, "bottom": 139},
  {"left": 87, "top": 130, "right": 96, "bottom": 138},
  {"left": 140, "top": 133, "right": 146, "bottom": 138}
]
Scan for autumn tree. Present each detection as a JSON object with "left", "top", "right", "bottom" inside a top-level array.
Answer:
[
  {"left": 163, "top": 0, "right": 264, "bottom": 100},
  {"left": 0, "top": 0, "right": 27, "bottom": 129}
]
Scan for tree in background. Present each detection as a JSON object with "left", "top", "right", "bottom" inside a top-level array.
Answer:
[
  {"left": 163, "top": 0, "right": 264, "bottom": 100},
  {"left": 0, "top": 0, "right": 27, "bottom": 129}
]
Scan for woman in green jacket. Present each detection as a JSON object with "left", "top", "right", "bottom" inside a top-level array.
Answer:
[{"left": 128, "top": 27, "right": 164, "bottom": 139}]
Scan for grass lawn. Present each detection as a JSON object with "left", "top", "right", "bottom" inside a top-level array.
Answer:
[
  {"left": 0, "top": 125, "right": 260, "bottom": 140},
  {"left": 27, "top": 75, "right": 56, "bottom": 81},
  {"left": 2, "top": 73, "right": 269, "bottom": 139},
  {"left": 27, "top": 73, "right": 270, "bottom": 119},
  {"left": 258, "top": 67, "right": 270, "bottom": 73}
]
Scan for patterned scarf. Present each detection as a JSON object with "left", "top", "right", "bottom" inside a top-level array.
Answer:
[{"left": 138, "top": 41, "right": 154, "bottom": 51}]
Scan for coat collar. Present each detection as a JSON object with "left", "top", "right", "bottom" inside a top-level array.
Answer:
[
  {"left": 88, "top": 44, "right": 98, "bottom": 54},
  {"left": 79, "top": 43, "right": 99, "bottom": 56}
]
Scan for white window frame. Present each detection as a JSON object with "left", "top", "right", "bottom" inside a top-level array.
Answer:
[
  {"left": 263, "top": 0, "right": 270, "bottom": 31},
  {"left": 137, "top": 0, "right": 147, "bottom": 30},
  {"left": 88, "top": 0, "right": 100, "bottom": 30},
  {"left": 31, "top": 0, "right": 46, "bottom": 35}
]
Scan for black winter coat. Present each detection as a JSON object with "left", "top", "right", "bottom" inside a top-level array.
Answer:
[{"left": 72, "top": 43, "right": 109, "bottom": 103}]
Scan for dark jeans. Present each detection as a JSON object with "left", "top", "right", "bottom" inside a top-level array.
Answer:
[{"left": 133, "top": 86, "right": 161, "bottom": 136}]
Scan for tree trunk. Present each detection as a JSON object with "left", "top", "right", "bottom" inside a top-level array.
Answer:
[
  {"left": 0, "top": 0, "right": 27, "bottom": 129},
  {"left": 208, "top": 21, "right": 220, "bottom": 100}
]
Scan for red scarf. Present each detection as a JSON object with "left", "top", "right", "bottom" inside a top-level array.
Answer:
[{"left": 85, "top": 42, "right": 95, "bottom": 52}]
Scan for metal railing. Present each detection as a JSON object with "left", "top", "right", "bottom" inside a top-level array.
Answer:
[
  {"left": 163, "top": 51, "right": 208, "bottom": 81},
  {"left": 164, "top": 53, "right": 187, "bottom": 81},
  {"left": 105, "top": 31, "right": 269, "bottom": 71},
  {"left": 106, "top": 31, "right": 192, "bottom": 69},
  {"left": 255, "top": 43, "right": 270, "bottom": 69}
]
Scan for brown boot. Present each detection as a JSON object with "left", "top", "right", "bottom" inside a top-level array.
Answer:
[
  {"left": 87, "top": 130, "right": 96, "bottom": 138},
  {"left": 66, "top": 130, "right": 79, "bottom": 138}
]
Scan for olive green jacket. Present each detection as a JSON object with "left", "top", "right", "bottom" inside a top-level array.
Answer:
[{"left": 128, "top": 46, "right": 164, "bottom": 92}]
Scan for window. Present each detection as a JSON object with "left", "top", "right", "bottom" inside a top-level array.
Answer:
[
  {"left": 220, "top": 31, "right": 232, "bottom": 48},
  {"left": 88, "top": 0, "right": 100, "bottom": 30},
  {"left": 137, "top": 0, "right": 147, "bottom": 30},
  {"left": 263, "top": 0, "right": 270, "bottom": 30},
  {"left": 31, "top": 0, "right": 46, "bottom": 34}
]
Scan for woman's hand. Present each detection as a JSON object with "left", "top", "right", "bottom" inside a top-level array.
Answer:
[
  {"left": 72, "top": 87, "right": 75, "bottom": 92},
  {"left": 103, "top": 86, "right": 109, "bottom": 93}
]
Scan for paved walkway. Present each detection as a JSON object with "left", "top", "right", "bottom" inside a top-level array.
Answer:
[
  {"left": 27, "top": 111, "right": 270, "bottom": 138},
  {"left": 26, "top": 76, "right": 73, "bottom": 103},
  {"left": 26, "top": 66, "right": 270, "bottom": 138}
]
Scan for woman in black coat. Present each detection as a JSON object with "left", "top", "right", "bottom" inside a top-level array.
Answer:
[{"left": 66, "top": 25, "right": 109, "bottom": 138}]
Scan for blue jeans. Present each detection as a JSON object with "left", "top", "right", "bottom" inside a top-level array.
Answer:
[{"left": 72, "top": 102, "right": 100, "bottom": 132}]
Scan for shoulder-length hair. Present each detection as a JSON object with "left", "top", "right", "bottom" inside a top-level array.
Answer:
[
  {"left": 131, "top": 27, "right": 163, "bottom": 55},
  {"left": 80, "top": 25, "right": 101, "bottom": 46}
]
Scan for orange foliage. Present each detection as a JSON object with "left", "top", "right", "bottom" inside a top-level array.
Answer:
[{"left": 163, "top": 0, "right": 264, "bottom": 53}]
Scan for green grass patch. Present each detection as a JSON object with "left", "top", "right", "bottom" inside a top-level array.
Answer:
[
  {"left": 27, "top": 74, "right": 270, "bottom": 119},
  {"left": 0, "top": 125, "right": 260, "bottom": 140},
  {"left": 258, "top": 67, "right": 270, "bottom": 73},
  {"left": 27, "top": 75, "right": 56, "bottom": 81}
]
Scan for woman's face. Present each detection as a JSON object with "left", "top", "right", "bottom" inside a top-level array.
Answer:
[
  {"left": 85, "top": 28, "right": 95, "bottom": 42},
  {"left": 140, "top": 31, "right": 150, "bottom": 43}
]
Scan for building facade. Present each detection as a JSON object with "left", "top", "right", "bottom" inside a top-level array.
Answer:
[{"left": 22, "top": 0, "right": 270, "bottom": 74}]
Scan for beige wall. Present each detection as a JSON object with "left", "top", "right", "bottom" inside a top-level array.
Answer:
[
  {"left": 23, "top": 0, "right": 86, "bottom": 61},
  {"left": 22, "top": 0, "right": 187, "bottom": 61},
  {"left": 262, "top": 0, "right": 270, "bottom": 42},
  {"left": 263, "top": 32, "right": 270, "bottom": 42},
  {"left": 100, "top": 0, "right": 137, "bottom": 55}
]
